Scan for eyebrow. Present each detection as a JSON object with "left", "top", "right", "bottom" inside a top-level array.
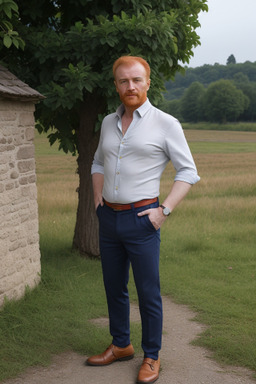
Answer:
[{"left": 118, "top": 76, "right": 143, "bottom": 81}]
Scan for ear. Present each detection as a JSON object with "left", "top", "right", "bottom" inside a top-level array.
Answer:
[{"left": 147, "top": 79, "right": 151, "bottom": 91}]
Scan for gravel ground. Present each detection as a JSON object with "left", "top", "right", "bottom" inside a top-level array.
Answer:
[{"left": 2, "top": 296, "right": 255, "bottom": 384}]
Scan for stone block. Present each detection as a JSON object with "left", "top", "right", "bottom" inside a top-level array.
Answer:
[
  {"left": 27, "top": 233, "right": 39, "bottom": 245},
  {"left": 18, "top": 112, "right": 35, "bottom": 127},
  {"left": 17, "top": 145, "right": 35, "bottom": 160},
  {"left": 13, "top": 135, "right": 24, "bottom": 146},
  {"left": 7, "top": 145, "right": 15, "bottom": 151},
  {"left": 18, "top": 159, "right": 35, "bottom": 173},
  {"left": 0, "top": 164, "right": 8, "bottom": 174},
  {"left": 19, "top": 176, "right": 28, "bottom": 185},
  {"left": 0, "top": 153, "right": 11, "bottom": 165},
  {"left": 28, "top": 174, "right": 36, "bottom": 183},
  {"left": 0, "top": 173, "right": 8, "bottom": 181},
  {"left": 10, "top": 170, "right": 19, "bottom": 179},
  {"left": 0, "top": 111, "right": 17, "bottom": 122},
  {"left": 5, "top": 182, "right": 15, "bottom": 191},
  {"left": 9, "top": 239, "right": 27, "bottom": 252},
  {"left": 25, "top": 127, "right": 34, "bottom": 141}
]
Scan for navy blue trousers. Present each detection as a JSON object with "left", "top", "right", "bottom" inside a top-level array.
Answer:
[{"left": 96, "top": 201, "right": 162, "bottom": 360}]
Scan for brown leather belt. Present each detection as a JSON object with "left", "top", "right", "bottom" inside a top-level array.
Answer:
[{"left": 104, "top": 197, "right": 158, "bottom": 211}]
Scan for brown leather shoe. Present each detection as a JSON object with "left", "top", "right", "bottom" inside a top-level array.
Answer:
[
  {"left": 86, "top": 343, "right": 134, "bottom": 366},
  {"left": 137, "top": 358, "right": 160, "bottom": 383}
]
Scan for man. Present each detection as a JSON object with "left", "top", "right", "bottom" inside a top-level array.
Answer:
[{"left": 87, "top": 56, "right": 200, "bottom": 383}]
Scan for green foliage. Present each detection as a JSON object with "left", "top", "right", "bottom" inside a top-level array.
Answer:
[
  {"left": 203, "top": 80, "right": 249, "bottom": 123},
  {"left": 234, "top": 75, "right": 256, "bottom": 121},
  {"left": 164, "top": 62, "right": 256, "bottom": 123},
  {"left": 0, "top": 0, "right": 24, "bottom": 50},
  {"left": 226, "top": 54, "right": 236, "bottom": 65},
  {"left": 158, "top": 98, "right": 182, "bottom": 120},
  {"left": 180, "top": 81, "right": 205, "bottom": 122},
  {"left": 2, "top": 0, "right": 208, "bottom": 154},
  {"left": 165, "top": 61, "right": 256, "bottom": 99}
]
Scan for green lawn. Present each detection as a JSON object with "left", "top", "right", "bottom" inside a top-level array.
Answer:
[{"left": 0, "top": 129, "right": 255, "bottom": 381}]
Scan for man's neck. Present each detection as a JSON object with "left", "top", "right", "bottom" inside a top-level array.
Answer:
[
  {"left": 123, "top": 106, "right": 134, "bottom": 119},
  {"left": 123, "top": 98, "right": 147, "bottom": 118}
]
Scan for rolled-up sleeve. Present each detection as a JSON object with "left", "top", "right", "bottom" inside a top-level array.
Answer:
[
  {"left": 164, "top": 119, "right": 200, "bottom": 185},
  {"left": 91, "top": 129, "right": 104, "bottom": 175},
  {"left": 91, "top": 158, "right": 104, "bottom": 175},
  {"left": 174, "top": 168, "right": 200, "bottom": 185}
]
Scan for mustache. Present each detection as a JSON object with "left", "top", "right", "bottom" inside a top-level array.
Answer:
[{"left": 124, "top": 92, "right": 138, "bottom": 96}]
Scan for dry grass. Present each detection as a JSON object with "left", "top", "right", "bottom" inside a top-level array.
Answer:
[
  {"left": 184, "top": 129, "right": 256, "bottom": 142},
  {"left": 35, "top": 133, "right": 78, "bottom": 218}
]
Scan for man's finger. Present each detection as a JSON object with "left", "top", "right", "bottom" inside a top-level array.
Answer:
[{"left": 137, "top": 209, "right": 150, "bottom": 217}]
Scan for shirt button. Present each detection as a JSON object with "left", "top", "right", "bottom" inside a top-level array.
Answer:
[
  {"left": 119, "top": 156, "right": 122, "bottom": 159},
  {"left": 115, "top": 186, "right": 118, "bottom": 190}
]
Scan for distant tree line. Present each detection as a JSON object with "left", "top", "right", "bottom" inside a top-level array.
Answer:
[{"left": 159, "top": 58, "right": 256, "bottom": 123}]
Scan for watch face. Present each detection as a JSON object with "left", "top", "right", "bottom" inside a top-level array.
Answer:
[{"left": 163, "top": 207, "right": 171, "bottom": 216}]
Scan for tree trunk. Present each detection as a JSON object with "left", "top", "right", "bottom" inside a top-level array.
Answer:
[{"left": 72, "top": 94, "right": 105, "bottom": 258}]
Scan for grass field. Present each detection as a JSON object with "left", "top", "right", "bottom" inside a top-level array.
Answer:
[{"left": 0, "top": 129, "right": 255, "bottom": 381}]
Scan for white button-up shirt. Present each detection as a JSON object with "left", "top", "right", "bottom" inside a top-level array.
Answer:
[{"left": 91, "top": 99, "right": 200, "bottom": 204}]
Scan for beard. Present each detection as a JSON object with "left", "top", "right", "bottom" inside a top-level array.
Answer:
[{"left": 119, "top": 91, "right": 147, "bottom": 109}]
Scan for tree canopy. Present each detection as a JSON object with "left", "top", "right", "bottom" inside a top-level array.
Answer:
[
  {"left": 2, "top": 0, "right": 207, "bottom": 154},
  {"left": 165, "top": 61, "right": 256, "bottom": 100},
  {"left": 203, "top": 80, "right": 249, "bottom": 123},
  {"left": 180, "top": 81, "right": 205, "bottom": 122},
  {"left": 227, "top": 54, "right": 236, "bottom": 65}
]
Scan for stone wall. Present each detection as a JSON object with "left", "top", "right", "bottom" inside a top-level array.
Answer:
[{"left": 0, "top": 99, "right": 41, "bottom": 306}]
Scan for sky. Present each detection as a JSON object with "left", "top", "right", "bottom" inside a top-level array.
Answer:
[{"left": 188, "top": 0, "right": 256, "bottom": 68}]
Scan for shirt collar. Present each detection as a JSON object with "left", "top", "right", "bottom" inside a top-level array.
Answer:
[{"left": 116, "top": 98, "right": 152, "bottom": 119}]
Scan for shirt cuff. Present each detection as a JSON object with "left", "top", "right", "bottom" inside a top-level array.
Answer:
[
  {"left": 91, "top": 164, "right": 104, "bottom": 175},
  {"left": 174, "top": 169, "right": 200, "bottom": 185}
]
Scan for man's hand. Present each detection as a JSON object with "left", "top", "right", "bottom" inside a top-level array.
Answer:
[
  {"left": 92, "top": 173, "right": 104, "bottom": 210},
  {"left": 95, "top": 196, "right": 104, "bottom": 210},
  {"left": 137, "top": 207, "right": 167, "bottom": 230},
  {"left": 138, "top": 181, "right": 191, "bottom": 227}
]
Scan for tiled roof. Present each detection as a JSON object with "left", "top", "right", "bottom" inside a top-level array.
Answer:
[{"left": 0, "top": 65, "right": 45, "bottom": 101}]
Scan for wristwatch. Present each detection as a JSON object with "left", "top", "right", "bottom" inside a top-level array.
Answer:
[{"left": 160, "top": 204, "right": 171, "bottom": 216}]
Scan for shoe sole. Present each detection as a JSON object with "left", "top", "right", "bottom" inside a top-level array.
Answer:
[{"left": 86, "top": 354, "right": 134, "bottom": 366}]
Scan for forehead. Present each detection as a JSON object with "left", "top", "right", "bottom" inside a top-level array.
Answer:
[{"left": 115, "top": 62, "right": 147, "bottom": 80}]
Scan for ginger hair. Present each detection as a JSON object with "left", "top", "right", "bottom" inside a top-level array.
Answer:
[{"left": 113, "top": 56, "right": 151, "bottom": 79}]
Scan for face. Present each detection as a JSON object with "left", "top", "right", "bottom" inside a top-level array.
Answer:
[{"left": 114, "top": 62, "right": 151, "bottom": 110}]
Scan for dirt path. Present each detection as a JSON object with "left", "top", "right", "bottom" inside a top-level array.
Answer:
[{"left": 2, "top": 297, "right": 255, "bottom": 384}]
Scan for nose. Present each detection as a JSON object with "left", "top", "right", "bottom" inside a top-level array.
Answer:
[{"left": 127, "top": 80, "right": 135, "bottom": 90}]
